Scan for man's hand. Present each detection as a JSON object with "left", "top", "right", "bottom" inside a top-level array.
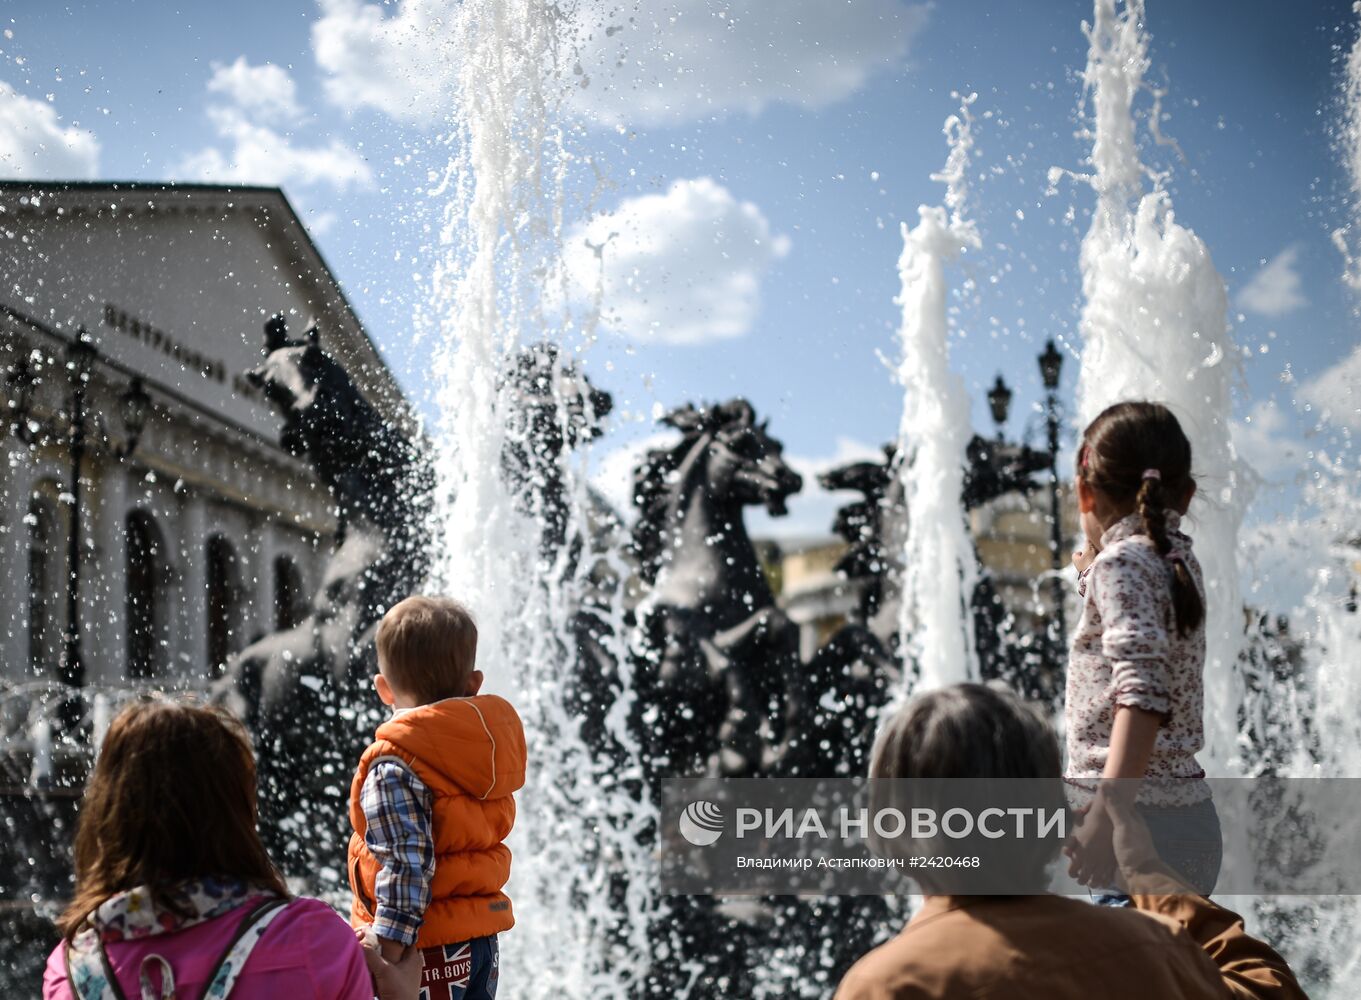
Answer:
[
  {"left": 379, "top": 935, "right": 409, "bottom": 966},
  {"left": 356, "top": 924, "right": 424, "bottom": 1000},
  {"left": 1064, "top": 799, "right": 1117, "bottom": 888},
  {"left": 1106, "top": 796, "right": 1161, "bottom": 877}
]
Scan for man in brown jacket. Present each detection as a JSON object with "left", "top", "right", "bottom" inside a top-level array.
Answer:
[{"left": 834, "top": 684, "right": 1307, "bottom": 1000}]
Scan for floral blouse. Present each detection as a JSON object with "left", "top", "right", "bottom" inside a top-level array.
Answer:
[{"left": 1065, "top": 511, "right": 1210, "bottom": 807}]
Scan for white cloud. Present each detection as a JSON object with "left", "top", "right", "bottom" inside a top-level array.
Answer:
[
  {"left": 177, "top": 61, "right": 372, "bottom": 194},
  {"left": 1231, "top": 400, "right": 1302, "bottom": 483},
  {"left": 1237, "top": 245, "right": 1307, "bottom": 317},
  {"left": 1303, "top": 343, "right": 1361, "bottom": 431},
  {"left": 310, "top": 0, "right": 929, "bottom": 128},
  {"left": 0, "top": 79, "right": 99, "bottom": 178},
  {"left": 749, "top": 436, "right": 886, "bottom": 540},
  {"left": 569, "top": 0, "right": 930, "bottom": 128},
  {"left": 562, "top": 177, "right": 789, "bottom": 345},
  {"left": 178, "top": 107, "right": 373, "bottom": 192},
  {"left": 312, "top": 0, "right": 460, "bottom": 123},
  {"left": 207, "top": 58, "right": 302, "bottom": 125}
]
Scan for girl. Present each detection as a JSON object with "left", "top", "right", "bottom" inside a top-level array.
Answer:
[
  {"left": 44, "top": 699, "right": 419, "bottom": 999},
  {"left": 1063, "top": 401, "right": 1221, "bottom": 898}
]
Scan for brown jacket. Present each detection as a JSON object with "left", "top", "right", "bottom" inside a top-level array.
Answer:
[{"left": 835, "top": 863, "right": 1305, "bottom": 1000}]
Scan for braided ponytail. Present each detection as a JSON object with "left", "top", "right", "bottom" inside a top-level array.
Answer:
[
  {"left": 1136, "top": 472, "right": 1203, "bottom": 637},
  {"left": 1080, "top": 402, "right": 1205, "bottom": 638}
]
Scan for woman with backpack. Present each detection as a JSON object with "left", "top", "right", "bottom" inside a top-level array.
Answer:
[{"left": 42, "top": 698, "right": 419, "bottom": 999}]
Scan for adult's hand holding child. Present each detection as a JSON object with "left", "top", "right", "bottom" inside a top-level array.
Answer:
[{"left": 357, "top": 924, "right": 423, "bottom": 1000}]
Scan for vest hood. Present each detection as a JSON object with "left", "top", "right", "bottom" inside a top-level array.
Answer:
[{"left": 375, "top": 694, "right": 526, "bottom": 800}]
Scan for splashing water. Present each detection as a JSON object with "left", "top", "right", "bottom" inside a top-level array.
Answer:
[
  {"left": 423, "top": 1, "right": 653, "bottom": 995},
  {"left": 894, "top": 95, "right": 982, "bottom": 691},
  {"left": 1334, "top": 0, "right": 1361, "bottom": 291},
  {"left": 1072, "top": 0, "right": 1251, "bottom": 770}
]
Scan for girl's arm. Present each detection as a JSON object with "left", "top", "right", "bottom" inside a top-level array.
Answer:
[
  {"left": 1101, "top": 705, "right": 1162, "bottom": 803},
  {"left": 1069, "top": 706, "right": 1162, "bottom": 886}
]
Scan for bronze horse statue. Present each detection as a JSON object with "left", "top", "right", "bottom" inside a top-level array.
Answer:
[
  {"left": 214, "top": 315, "right": 433, "bottom": 878},
  {"left": 628, "top": 399, "right": 803, "bottom": 783}
]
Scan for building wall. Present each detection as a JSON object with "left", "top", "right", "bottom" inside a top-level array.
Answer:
[
  {"left": 0, "top": 187, "right": 396, "bottom": 690},
  {"left": 765, "top": 484, "right": 1082, "bottom": 654},
  {"left": 0, "top": 345, "right": 332, "bottom": 688}
]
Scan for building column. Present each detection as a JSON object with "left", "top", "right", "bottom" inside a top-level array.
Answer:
[
  {"left": 90, "top": 459, "right": 128, "bottom": 688},
  {"left": 0, "top": 444, "right": 35, "bottom": 679},
  {"left": 176, "top": 492, "right": 208, "bottom": 681},
  {"left": 251, "top": 516, "right": 274, "bottom": 641}
]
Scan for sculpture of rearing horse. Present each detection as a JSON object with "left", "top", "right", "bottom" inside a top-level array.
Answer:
[{"left": 629, "top": 399, "right": 803, "bottom": 783}]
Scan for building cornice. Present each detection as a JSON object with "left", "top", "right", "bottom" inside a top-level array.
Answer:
[{"left": 0, "top": 179, "right": 413, "bottom": 432}]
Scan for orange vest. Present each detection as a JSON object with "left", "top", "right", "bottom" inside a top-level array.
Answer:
[{"left": 348, "top": 695, "right": 527, "bottom": 948}]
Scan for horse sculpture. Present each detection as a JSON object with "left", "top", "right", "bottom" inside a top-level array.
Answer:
[
  {"left": 628, "top": 400, "right": 898, "bottom": 998},
  {"left": 214, "top": 315, "right": 433, "bottom": 878},
  {"left": 629, "top": 399, "right": 803, "bottom": 784}
]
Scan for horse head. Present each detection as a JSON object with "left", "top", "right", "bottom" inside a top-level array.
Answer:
[
  {"left": 502, "top": 342, "right": 613, "bottom": 455},
  {"left": 659, "top": 398, "right": 803, "bottom": 516},
  {"left": 632, "top": 398, "right": 802, "bottom": 591},
  {"left": 247, "top": 314, "right": 338, "bottom": 459}
]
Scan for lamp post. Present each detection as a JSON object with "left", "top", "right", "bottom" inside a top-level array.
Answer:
[
  {"left": 6, "top": 328, "right": 150, "bottom": 721},
  {"left": 1038, "top": 339, "right": 1066, "bottom": 658},
  {"left": 986, "top": 375, "right": 1013, "bottom": 441}
]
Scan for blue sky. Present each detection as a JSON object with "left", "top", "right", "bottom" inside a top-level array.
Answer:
[{"left": 2, "top": 0, "right": 1357, "bottom": 547}]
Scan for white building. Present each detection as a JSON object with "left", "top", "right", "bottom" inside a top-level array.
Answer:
[{"left": 0, "top": 181, "right": 408, "bottom": 691}]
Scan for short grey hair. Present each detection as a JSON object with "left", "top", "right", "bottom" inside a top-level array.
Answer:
[{"left": 868, "top": 682, "right": 1066, "bottom": 892}]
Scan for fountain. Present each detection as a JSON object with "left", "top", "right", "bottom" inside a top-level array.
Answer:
[
  {"left": 1070, "top": 0, "right": 1251, "bottom": 767},
  {"left": 891, "top": 95, "right": 986, "bottom": 692},
  {"left": 3, "top": 0, "right": 1357, "bottom": 995}
]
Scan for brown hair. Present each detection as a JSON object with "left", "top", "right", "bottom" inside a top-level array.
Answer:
[
  {"left": 376, "top": 595, "right": 478, "bottom": 704},
  {"left": 1078, "top": 400, "right": 1204, "bottom": 637},
  {"left": 869, "top": 683, "right": 1066, "bottom": 892},
  {"left": 58, "top": 699, "right": 287, "bottom": 941}
]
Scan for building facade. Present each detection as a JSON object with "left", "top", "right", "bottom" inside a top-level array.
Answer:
[
  {"left": 0, "top": 181, "right": 407, "bottom": 691},
  {"left": 771, "top": 485, "right": 1080, "bottom": 660}
]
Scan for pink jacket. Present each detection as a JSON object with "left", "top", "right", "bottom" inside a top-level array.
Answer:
[{"left": 43, "top": 897, "right": 371, "bottom": 1000}]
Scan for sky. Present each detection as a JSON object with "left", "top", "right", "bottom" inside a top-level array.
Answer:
[{"left": 2, "top": 0, "right": 1357, "bottom": 572}]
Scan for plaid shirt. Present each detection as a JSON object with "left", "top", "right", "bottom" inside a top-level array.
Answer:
[{"left": 360, "top": 759, "right": 435, "bottom": 946}]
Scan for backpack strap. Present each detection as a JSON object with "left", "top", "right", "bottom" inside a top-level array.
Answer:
[
  {"left": 65, "top": 934, "right": 128, "bottom": 1000},
  {"left": 65, "top": 897, "right": 290, "bottom": 1000},
  {"left": 199, "top": 897, "right": 291, "bottom": 1000}
]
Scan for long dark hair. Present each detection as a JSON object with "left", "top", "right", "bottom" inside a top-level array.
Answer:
[
  {"left": 59, "top": 699, "right": 288, "bottom": 940},
  {"left": 1078, "top": 400, "right": 1204, "bottom": 636}
]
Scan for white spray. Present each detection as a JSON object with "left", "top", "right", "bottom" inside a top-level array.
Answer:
[
  {"left": 424, "top": 1, "right": 654, "bottom": 996},
  {"left": 1334, "top": 0, "right": 1361, "bottom": 290},
  {"left": 895, "top": 94, "right": 982, "bottom": 691},
  {"left": 1071, "top": 0, "right": 1251, "bottom": 769}
]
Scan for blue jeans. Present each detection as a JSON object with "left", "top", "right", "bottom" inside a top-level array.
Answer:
[
  {"left": 1092, "top": 797, "right": 1223, "bottom": 906},
  {"left": 419, "top": 935, "right": 499, "bottom": 1000}
]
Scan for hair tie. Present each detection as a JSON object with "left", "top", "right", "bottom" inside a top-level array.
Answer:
[
  {"left": 1141, "top": 468, "right": 1161, "bottom": 481},
  {"left": 1165, "top": 552, "right": 1185, "bottom": 566}
]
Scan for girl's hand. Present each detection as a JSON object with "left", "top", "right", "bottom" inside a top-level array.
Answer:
[
  {"left": 1065, "top": 800, "right": 1117, "bottom": 888},
  {"left": 1072, "top": 539, "right": 1099, "bottom": 574}
]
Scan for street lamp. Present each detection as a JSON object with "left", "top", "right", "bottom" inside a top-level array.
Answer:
[
  {"left": 986, "top": 375, "right": 1012, "bottom": 440},
  {"left": 1037, "top": 339, "right": 1067, "bottom": 659},
  {"left": 5, "top": 327, "right": 151, "bottom": 722},
  {"left": 117, "top": 377, "right": 151, "bottom": 457}
]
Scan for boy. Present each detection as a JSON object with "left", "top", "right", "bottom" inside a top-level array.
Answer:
[{"left": 348, "top": 596, "right": 527, "bottom": 1000}]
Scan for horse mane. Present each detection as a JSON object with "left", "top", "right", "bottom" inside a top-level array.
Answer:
[{"left": 630, "top": 399, "right": 757, "bottom": 581}]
